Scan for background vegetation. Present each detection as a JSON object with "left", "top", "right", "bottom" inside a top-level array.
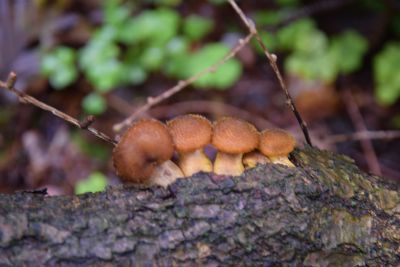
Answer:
[{"left": 0, "top": 0, "right": 399, "bottom": 194}]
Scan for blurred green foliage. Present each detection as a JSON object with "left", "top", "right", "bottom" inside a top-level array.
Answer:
[
  {"left": 374, "top": 43, "right": 400, "bottom": 105},
  {"left": 253, "top": 9, "right": 400, "bottom": 106},
  {"left": 184, "top": 15, "right": 214, "bottom": 41},
  {"left": 41, "top": 0, "right": 242, "bottom": 115},
  {"left": 256, "top": 18, "right": 368, "bottom": 83},
  {"left": 41, "top": 46, "right": 78, "bottom": 89},
  {"left": 41, "top": 0, "right": 400, "bottom": 112},
  {"left": 82, "top": 93, "right": 107, "bottom": 115},
  {"left": 285, "top": 29, "right": 367, "bottom": 82},
  {"left": 75, "top": 171, "right": 108, "bottom": 194},
  {"left": 166, "top": 43, "right": 242, "bottom": 89}
]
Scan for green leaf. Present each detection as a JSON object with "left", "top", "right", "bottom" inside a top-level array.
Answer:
[
  {"left": 75, "top": 172, "right": 108, "bottom": 195},
  {"left": 375, "top": 84, "right": 399, "bottom": 105},
  {"left": 165, "top": 37, "right": 189, "bottom": 56},
  {"left": 285, "top": 50, "right": 337, "bottom": 82},
  {"left": 104, "top": 0, "right": 131, "bottom": 27},
  {"left": 294, "top": 29, "right": 328, "bottom": 53},
  {"left": 86, "top": 59, "right": 124, "bottom": 92},
  {"left": 163, "top": 52, "right": 189, "bottom": 77},
  {"left": 183, "top": 15, "right": 214, "bottom": 41},
  {"left": 330, "top": 30, "right": 368, "bottom": 74},
  {"left": 41, "top": 47, "right": 78, "bottom": 89},
  {"left": 93, "top": 25, "right": 118, "bottom": 44},
  {"left": 150, "top": 8, "right": 180, "bottom": 45},
  {"left": 122, "top": 64, "right": 148, "bottom": 85},
  {"left": 183, "top": 43, "right": 242, "bottom": 89},
  {"left": 82, "top": 93, "right": 107, "bottom": 115},
  {"left": 120, "top": 8, "right": 179, "bottom": 45},
  {"left": 139, "top": 46, "right": 165, "bottom": 71},
  {"left": 373, "top": 43, "right": 400, "bottom": 105},
  {"left": 276, "top": 18, "right": 317, "bottom": 50},
  {"left": 117, "top": 19, "right": 143, "bottom": 44},
  {"left": 79, "top": 28, "right": 119, "bottom": 70}
]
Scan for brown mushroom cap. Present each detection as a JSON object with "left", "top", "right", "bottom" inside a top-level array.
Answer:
[
  {"left": 212, "top": 117, "right": 259, "bottom": 154},
  {"left": 112, "top": 119, "right": 174, "bottom": 183},
  {"left": 167, "top": 114, "right": 212, "bottom": 153},
  {"left": 259, "top": 129, "right": 296, "bottom": 157}
]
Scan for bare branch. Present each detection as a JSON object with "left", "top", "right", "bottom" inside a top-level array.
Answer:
[
  {"left": 340, "top": 90, "right": 381, "bottom": 175},
  {"left": 227, "top": 0, "right": 313, "bottom": 147},
  {"left": 0, "top": 72, "right": 117, "bottom": 146},
  {"left": 79, "top": 115, "right": 95, "bottom": 129},
  {"left": 326, "top": 130, "right": 400, "bottom": 144},
  {"left": 112, "top": 32, "right": 255, "bottom": 132}
]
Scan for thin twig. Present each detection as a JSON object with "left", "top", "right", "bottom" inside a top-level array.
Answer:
[
  {"left": 227, "top": 0, "right": 313, "bottom": 147},
  {"left": 0, "top": 72, "right": 117, "bottom": 146},
  {"left": 340, "top": 89, "right": 381, "bottom": 175},
  {"left": 112, "top": 32, "right": 255, "bottom": 132},
  {"left": 326, "top": 130, "right": 400, "bottom": 144},
  {"left": 79, "top": 115, "right": 95, "bottom": 129}
]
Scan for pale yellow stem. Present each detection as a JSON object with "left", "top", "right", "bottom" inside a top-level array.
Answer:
[
  {"left": 213, "top": 152, "right": 244, "bottom": 176},
  {"left": 150, "top": 160, "right": 184, "bottom": 187},
  {"left": 179, "top": 149, "right": 213, "bottom": 176}
]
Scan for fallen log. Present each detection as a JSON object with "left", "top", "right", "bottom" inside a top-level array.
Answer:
[{"left": 0, "top": 146, "right": 399, "bottom": 266}]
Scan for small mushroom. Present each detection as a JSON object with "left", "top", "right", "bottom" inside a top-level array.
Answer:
[
  {"left": 112, "top": 119, "right": 184, "bottom": 187},
  {"left": 259, "top": 129, "right": 296, "bottom": 167},
  {"left": 212, "top": 117, "right": 259, "bottom": 176},
  {"left": 167, "top": 114, "right": 213, "bottom": 176},
  {"left": 243, "top": 151, "right": 270, "bottom": 169}
]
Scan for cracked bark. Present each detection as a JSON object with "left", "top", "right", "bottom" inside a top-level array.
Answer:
[{"left": 0, "top": 146, "right": 399, "bottom": 266}]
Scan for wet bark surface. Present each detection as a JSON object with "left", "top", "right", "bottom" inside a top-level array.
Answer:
[{"left": 0, "top": 146, "right": 399, "bottom": 266}]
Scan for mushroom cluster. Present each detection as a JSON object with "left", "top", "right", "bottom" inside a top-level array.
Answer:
[{"left": 112, "top": 115, "right": 296, "bottom": 187}]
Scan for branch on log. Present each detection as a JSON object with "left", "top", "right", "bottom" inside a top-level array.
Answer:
[{"left": 0, "top": 147, "right": 399, "bottom": 266}]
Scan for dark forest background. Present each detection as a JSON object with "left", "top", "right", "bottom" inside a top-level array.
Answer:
[{"left": 0, "top": 0, "right": 399, "bottom": 195}]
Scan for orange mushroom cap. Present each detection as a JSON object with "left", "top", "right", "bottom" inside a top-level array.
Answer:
[
  {"left": 259, "top": 129, "right": 296, "bottom": 157},
  {"left": 167, "top": 114, "right": 212, "bottom": 153},
  {"left": 112, "top": 119, "right": 174, "bottom": 183},
  {"left": 212, "top": 117, "right": 259, "bottom": 154}
]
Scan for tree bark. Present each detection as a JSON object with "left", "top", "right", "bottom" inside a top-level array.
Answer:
[{"left": 0, "top": 146, "right": 399, "bottom": 266}]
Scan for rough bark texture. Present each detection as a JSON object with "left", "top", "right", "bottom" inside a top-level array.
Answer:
[{"left": 0, "top": 146, "right": 399, "bottom": 266}]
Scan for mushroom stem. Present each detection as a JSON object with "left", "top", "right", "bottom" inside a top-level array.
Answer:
[
  {"left": 243, "top": 151, "right": 270, "bottom": 169},
  {"left": 179, "top": 149, "right": 213, "bottom": 176},
  {"left": 214, "top": 152, "right": 244, "bottom": 176},
  {"left": 267, "top": 156, "right": 295, "bottom": 167},
  {"left": 150, "top": 160, "right": 184, "bottom": 187}
]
